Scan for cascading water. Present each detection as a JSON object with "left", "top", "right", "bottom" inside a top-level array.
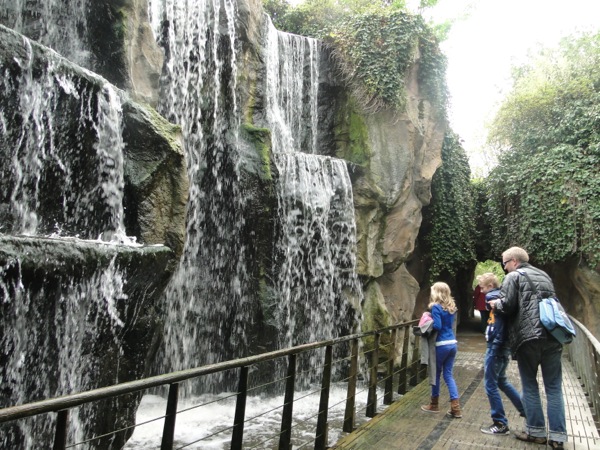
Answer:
[
  {"left": 0, "top": 11, "right": 141, "bottom": 450},
  {"left": 0, "top": 0, "right": 91, "bottom": 68},
  {"left": 263, "top": 20, "right": 363, "bottom": 377},
  {"left": 0, "top": 30, "right": 128, "bottom": 241},
  {"left": 147, "top": 0, "right": 362, "bottom": 390},
  {"left": 1, "top": 250, "right": 128, "bottom": 448},
  {"left": 148, "top": 0, "right": 251, "bottom": 391}
]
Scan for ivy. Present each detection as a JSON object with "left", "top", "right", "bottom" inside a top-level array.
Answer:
[
  {"left": 330, "top": 11, "right": 447, "bottom": 114},
  {"left": 423, "top": 131, "right": 476, "bottom": 281},
  {"left": 487, "top": 32, "right": 600, "bottom": 268}
]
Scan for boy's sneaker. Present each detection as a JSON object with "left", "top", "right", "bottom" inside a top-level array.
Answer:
[
  {"left": 480, "top": 422, "right": 510, "bottom": 435},
  {"left": 548, "top": 440, "right": 564, "bottom": 449}
]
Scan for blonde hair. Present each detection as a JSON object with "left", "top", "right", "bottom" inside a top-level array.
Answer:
[
  {"left": 476, "top": 272, "right": 499, "bottom": 289},
  {"left": 428, "top": 282, "right": 457, "bottom": 314}
]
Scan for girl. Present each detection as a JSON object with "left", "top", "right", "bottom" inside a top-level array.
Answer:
[{"left": 421, "top": 282, "right": 462, "bottom": 418}]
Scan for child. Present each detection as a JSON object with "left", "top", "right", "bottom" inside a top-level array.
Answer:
[
  {"left": 477, "top": 272, "right": 525, "bottom": 435},
  {"left": 421, "top": 282, "right": 462, "bottom": 418}
]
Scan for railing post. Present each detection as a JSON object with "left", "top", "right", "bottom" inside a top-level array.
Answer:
[
  {"left": 231, "top": 366, "right": 249, "bottom": 450},
  {"left": 343, "top": 338, "right": 359, "bottom": 433},
  {"left": 409, "top": 332, "right": 420, "bottom": 386},
  {"left": 53, "top": 409, "right": 68, "bottom": 450},
  {"left": 398, "top": 326, "right": 410, "bottom": 395},
  {"left": 315, "top": 345, "right": 333, "bottom": 450},
  {"left": 161, "top": 383, "right": 179, "bottom": 450},
  {"left": 384, "top": 328, "right": 397, "bottom": 405},
  {"left": 366, "top": 333, "right": 380, "bottom": 418},
  {"left": 279, "top": 354, "right": 296, "bottom": 450}
]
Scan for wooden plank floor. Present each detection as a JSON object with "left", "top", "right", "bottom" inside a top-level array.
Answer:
[{"left": 332, "top": 325, "right": 600, "bottom": 450}]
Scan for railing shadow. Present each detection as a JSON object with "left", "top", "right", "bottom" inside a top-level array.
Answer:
[{"left": 0, "top": 320, "right": 426, "bottom": 449}]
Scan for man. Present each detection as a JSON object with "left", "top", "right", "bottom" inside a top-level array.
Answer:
[
  {"left": 478, "top": 272, "right": 525, "bottom": 436},
  {"left": 489, "top": 247, "right": 567, "bottom": 449}
]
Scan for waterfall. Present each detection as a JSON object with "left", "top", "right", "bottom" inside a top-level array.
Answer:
[
  {"left": 149, "top": 1, "right": 362, "bottom": 390},
  {"left": 0, "top": 0, "right": 91, "bottom": 68},
  {"left": 2, "top": 36, "right": 128, "bottom": 241},
  {"left": 263, "top": 20, "right": 363, "bottom": 374},
  {"left": 274, "top": 154, "right": 360, "bottom": 348},
  {"left": 148, "top": 0, "right": 249, "bottom": 390},
  {"left": 1, "top": 247, "right": 129, "bottom": 449},
  {"left": 265, "top": 22, "right": 320, "bottom": 155},
  {"left": 0, "top": 15, "right": 137, "bottom": 450}
]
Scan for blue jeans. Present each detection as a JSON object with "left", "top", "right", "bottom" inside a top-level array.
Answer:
[
  {"left": 516, "top": 339, "right": 567, "bottom": 442},
  {"left": 484, "top": 345, "right": 525, "bottom": 425},
  {"left": 431, "top": 343, "right": 459, "bottom": 400}
]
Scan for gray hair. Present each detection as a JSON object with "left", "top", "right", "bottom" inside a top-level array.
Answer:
[{"left": 502, "top": 246, "right": 529, "bottom": 263}]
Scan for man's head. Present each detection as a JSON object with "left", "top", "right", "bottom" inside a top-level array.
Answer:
[
  {"left": 501, "top": 246, "right": 529, "bottom": 272},
  {"left": 477, "top": 272, "right": 499, "bottom": 294}
]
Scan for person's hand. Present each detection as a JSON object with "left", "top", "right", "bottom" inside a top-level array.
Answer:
[{"left": 488, "top": 300, "right": 498, "bottom": 310}]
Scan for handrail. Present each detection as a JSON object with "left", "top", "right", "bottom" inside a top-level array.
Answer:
[
  {"left": 0, "top": 319, "right": 420, "bottom": 450},
  {"left": 566, "top": 315, "right": 600, "bottom": 431},
  {"left": 0, "top": 322, "right": 416, "bottom": 424}
]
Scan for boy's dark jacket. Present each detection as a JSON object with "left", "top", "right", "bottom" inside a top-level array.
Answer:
[{"left": 485, "top": 288, "right": 508, "bottom": 352}]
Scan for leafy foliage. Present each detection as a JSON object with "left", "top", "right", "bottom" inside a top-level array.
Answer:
[
  {"left": 471, "top": 179, "right": 493, "bottom": 260},
  {"left": 423, "top": 131, "right": 476, "bottom": 281},
  {"left": 262, "top": 1, "right": 448, "bottom": 114},
  {"left": 487, "top": 32, "right": 600, "bottom": 267}
]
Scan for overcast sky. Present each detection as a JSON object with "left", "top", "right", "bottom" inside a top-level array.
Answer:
[{"left": 423, "top": 0, "right": 600, "bottom": 173}]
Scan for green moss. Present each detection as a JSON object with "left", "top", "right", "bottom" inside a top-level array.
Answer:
[
  {"left": 144, "top": 105, "right": 183, "bottom": 153},
  {"left": 335, "top": 99, "right": 371, "bottom": 166},
  {"left": 361, "top": 282, "right": 392, "bottom": 352},
  {"left": 242, "top": 123, "right": 273, "bottom": 181}
]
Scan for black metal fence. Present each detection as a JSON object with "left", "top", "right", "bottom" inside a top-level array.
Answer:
[{"left": 0, "top": 320, "right": 424, "bottom": 449}]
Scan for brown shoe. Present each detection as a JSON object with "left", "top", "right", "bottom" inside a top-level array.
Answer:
[
  {"left": 446, "top": 398, "right": 462, "bottom": 418},
  {"left": 514, "top": 430, "right": 547, "bottom": 444},
  {"left": 421, "top": 396, "right": 439, "bottom": 413}
]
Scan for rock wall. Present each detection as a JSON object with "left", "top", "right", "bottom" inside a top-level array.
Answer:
[
  {"left": 542, "top": 259, "right": 600, "bottom": 339},
  {"left": 327, "top": 63, "right": 446, "bottom": 334}
]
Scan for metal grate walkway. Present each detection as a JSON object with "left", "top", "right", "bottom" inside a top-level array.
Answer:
[{"left": 332, "top": 328, "right": 600, "bottom": 450}]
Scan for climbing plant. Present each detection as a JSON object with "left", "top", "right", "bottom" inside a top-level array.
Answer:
[
  {"left": 423, "top": 131, "right": 476, "bottom": 281},
  {"left": 330, "top": 10, "right": 448, "bottom": 113},
  {"left": 487, "top": 32, "right": 600, "bottom": 267},
  {"left": 262, "top": 1, "right": 448, "bottom": 114}
]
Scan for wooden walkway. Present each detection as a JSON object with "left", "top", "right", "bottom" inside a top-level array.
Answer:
[{"left": 332, "top": 324, "right": 600, "bottom": 450}]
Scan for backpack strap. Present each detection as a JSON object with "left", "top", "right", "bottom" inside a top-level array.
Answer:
[{"left": 516, "top": 269, "right": 541, "bottom": 303}]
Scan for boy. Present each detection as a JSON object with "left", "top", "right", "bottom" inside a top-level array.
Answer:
[{"left": 477, "top": 272, "right": 525, "bottom": 435}]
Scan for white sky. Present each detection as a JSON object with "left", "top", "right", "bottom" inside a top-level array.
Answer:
[{"left": 422, "top": 0, "right": 600, "bottom": 174}]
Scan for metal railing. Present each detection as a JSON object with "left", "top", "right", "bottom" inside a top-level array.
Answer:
[
  {"left": 0, "top": 320, "right": 422, "bottom": 449},
  {"left": 566, "top": 316, "right": 600, "bottom": 431}
]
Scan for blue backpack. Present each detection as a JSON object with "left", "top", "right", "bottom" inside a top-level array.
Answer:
[{"left": 518, "top": 270, "right": 576, "bottom": 344}]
